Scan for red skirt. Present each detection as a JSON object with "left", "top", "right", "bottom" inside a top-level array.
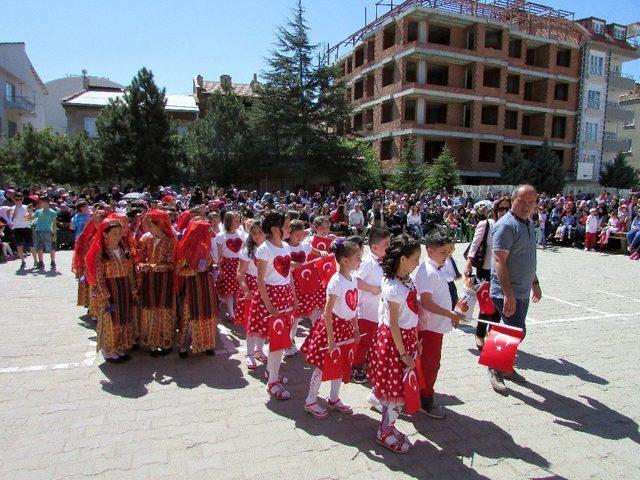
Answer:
[
  {"left": 367, "top": 324, "right": 418, "bottom": 404},
  {"left": 217, "top": 257, "right": 240, "bottom": 296},
  {"left": 245, "top": 273, "right": 258, "bottom": 293},
  {"left": 247, "top": 283, "right": 294, "bottom": 339},
  {"left": 296, "top": 283, "right": 326, "bottom": 317},
  {"left": 301, "top": 314, "right": 354, "bottom": 370}
]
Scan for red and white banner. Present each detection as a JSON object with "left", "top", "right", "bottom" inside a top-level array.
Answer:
[
  {"left": 268, "top": 311, "right": 293, "bottom": 352},
  {"left": 312, "top": 254, "right": 336, "bottom": 286},
  {"left": 292, "top": 261, "right": 322, "bottom": 294},
  {"left": 478, "top": 322, "right": 524, "bottom": 374}
]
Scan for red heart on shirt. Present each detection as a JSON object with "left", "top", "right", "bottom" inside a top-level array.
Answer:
[
  {"left": 290, "top": 251, "right": 306, "bottom": 264},
  {"left": 345, "top": 288, "right": 358, "bottom": 311},
  {"left": 226, "top": 238, "right": 242, "bottom": 253},
  {"left": 273, "top": 255, "right": 291, "bottom": 278},
  {"left": 406, "top": 289, "right": 419, "bottom": 315}
]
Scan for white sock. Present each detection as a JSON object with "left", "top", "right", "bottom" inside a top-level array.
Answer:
[
  {"left": 329, "top": 378, "right": 342, "bottom": 402},
  {"left": 267, "top": 350, "right": 284, "bottom": 384},
  {"left": 226, "top": 296, "right": 235, "bottom": 317},
  {"left": 306, "top": 367, "right": 322, "bottom": 404},
  {"left": 246, "top": 336, "right": 256, "bottom": 357},
  {"left": 290, "top": 317, "right": 300, "bottom": 343},
  {"left": 381, "top": 402, "right": 401, "bottom": 432},
  {"left": 256, "top": 337, "right": 265, "bottom": 353}
]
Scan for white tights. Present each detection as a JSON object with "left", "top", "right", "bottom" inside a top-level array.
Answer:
[
  {"left": 267, "top": 349, "right": 284, "bottom": 384},
  {"left": 381, "top": 401, "right": 402, "bottom": 432},
  {"left": 305, "top": 367, "right": 342, "bottom": 404},
  {"left": 246, "top": 335, "right": 265, "bottom": 356},
  {"left": 225, "top": 295, "right": 235, "bottom": 317}
]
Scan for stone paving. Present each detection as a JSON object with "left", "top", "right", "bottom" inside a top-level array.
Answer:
[{"left": 0, "top": 245, "right": 639, "bottom": 479}]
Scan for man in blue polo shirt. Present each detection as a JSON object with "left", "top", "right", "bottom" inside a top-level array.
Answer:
[{"left": 489, "top": 184, "right": 543, "bottom": 393}]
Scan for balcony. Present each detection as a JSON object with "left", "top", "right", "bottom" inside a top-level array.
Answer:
[
  {"left": 609, "top": 72, "right": 635, "bottom": 92},
  {"left": 606, "top": 102, "right": 634, "bottom": 124},
  {"left": 602, "top": 131, "right": 632, "bottom": 153},
  {"left": 4, "top": 95, "right": 36, "bottom": 115}
]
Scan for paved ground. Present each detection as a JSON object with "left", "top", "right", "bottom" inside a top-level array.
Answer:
[{"left": 0, "top": 245, "right": 639, "bottom": 480}]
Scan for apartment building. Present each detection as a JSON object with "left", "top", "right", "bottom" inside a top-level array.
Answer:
[
  {"left": 0, "top": 42, "right": 47, "bottom": 138},
  {"left": 620, "top": 86, "right": 640, "bottom": 172},
  {"left": 333, "top": 0, "right": 586, "bottom": 183},
  {"left": 574, "top": 20, "right": 640, "bottom": 183}
]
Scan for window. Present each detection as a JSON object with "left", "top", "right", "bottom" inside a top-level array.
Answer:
[
  {"left": 483, "top": 67, "right": 501, "bottom": 88},
  {"left": 353, "top": 79, "right": 364, "bottom": 100},
  {"left": 381, "top": 102, "right": 394, "bottom": 123},
  {"left": 354, "top": 47, "right": 365, "bottom": 68},
  {"left": 424, "top": 141, "right": 445, "bottom": 163},
  {"left": 614, "top": 27, "right": 625, "bottom": 40},
  {"left": 346, "top": 58, "right": 353, "bottom": 74},
  {"left": 593, "top": 21, "right": 604, "bottom": 35},
  {"left": 404, "top": 99, "right": 416, "bottom": 122},
  {"left": 479, "top": 142, "right": 497, "bottom": 163},
  {"left": 556, "top": 49, "right": 571, "bottom": 67},
  {"left": 5, "top": 82, "right": 15, "bottom": 102},
  {"left": 555, "top": 82, "right": 569, "bottom": 101},
  {"left": 353, "top": 112, "right": 363, "bottom": 130},
  {"left": 485, "top": 29, "right": 503, "bottom": 50},
  {"left": 83, "top": 117, "right": 97, "bottom": 138},
  {"left": 505, "top": 110, "right": 518, "bottom": 130},
  {"left": 463, "top": 104, "right": 471, "bottom": 128},
  {"left": 481, "top": 105, "right": 498, "bottom": 125},
  {"left": 427, "top": 64, "right": 448, "bottom": 86},
  {"left": 507, "top": 74, "right": 520, "bottom": 94},
  {"left": 365, "top": 75, "right": 375, "bottom": 97},
  {"left": 552, "top": 116, "right": 567, "bottom": 139},
  {"left": 582, "top": 153, "right": 597, "bottom": 163},
  {"left": 407, "top": 21, "right": 419, "bottom": 42},
  {"left": 585, "top": 121, "right": 599, "bottom": 142},
  {"left": 405, "top": 61, "right": 417, "bottom": 82},
  {"left": 380, "top": 139, "right": 393, "bottom": 160},
  {"left": 383, "top": 25, "right": 396, "bottom": 50},
  {"left": 589, "top": 55, "right": 604, "bottom": 76},
  {"left": 382, "top": 63, "right": 395, "bottom": 86},
  {"left": 508, "top": 39, "right": 522, "bottom": 58},
  {"left": 428, "top": 25, "right": 450, "bottom": 46},
  {"left": 8, "top": 120, "right": 18, "bottom": 138},
  {"left": 587, "top": 90, "right": 601, "bottom": 109},
  {"left": 426, "top": 103, "right": 447, "bottom": 124}
]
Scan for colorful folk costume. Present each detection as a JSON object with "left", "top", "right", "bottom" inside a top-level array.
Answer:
[
  {"left": 175, "top": 220, "right": 218, "bottom": 356},
  {"left": 137, "top": 210, "right": 178, "bottom": 354},
  {"left": 71, "top": 211, "right": 105, "bottom": 313},
  {"left": 86, "top": 217, "right": 138, "bottom": 362}
]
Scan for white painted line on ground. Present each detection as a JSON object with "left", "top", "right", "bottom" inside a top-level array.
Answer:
[
  {"left": 529, "top": 312, "right": 640, "bottom": 325},
  {"left": 544, "top": 294, "right": 609, "bottom": 315},
  {"left": 597, "top": 290, "right": 640, "bottom": 304},
  {"left": 217, "top": 324, "right": 238, "bottom": 355},
  {"left": 0, "top": 340, "right": 96, "bottom": 374}
]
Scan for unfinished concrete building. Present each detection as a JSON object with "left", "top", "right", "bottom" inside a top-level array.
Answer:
[{"left": 332, "top": 0, "right": 588, "bottom": 184}]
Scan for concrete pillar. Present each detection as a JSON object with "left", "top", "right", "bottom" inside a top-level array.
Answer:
[
  {"left": 415, "top": 136, "right": 424, "bottom": 163},
  {"left": 419, "top": 20, "right": 427, "bottom": 42},
  {"left": 417, "top": 97, "right": 426, "bottom": 124},
  {"left": 418, "top": 60, "right": 426, "bottom": 84}
]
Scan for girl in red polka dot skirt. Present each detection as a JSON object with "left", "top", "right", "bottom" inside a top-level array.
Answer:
[
  {"left": 237, "top": 219, "right": 266, "bottom": 368},
  {"left": 215, "top": 211, "right": 243, "bottom": 322},
  {"left": 367, "top": 234, "right": 422, "bottom": 453},
  {"left": 300, "top": 237, "right": 363, "bottom": 419},
  {"left": 247, "top": 211, "right": 298, "bottom": 400}
]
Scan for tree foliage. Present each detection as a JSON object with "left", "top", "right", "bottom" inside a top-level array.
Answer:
[
  {"left": 424, "top": 145, "right": 460, "bottom": 192},
  {"left": 388, "top": 136, "right": 424, "bottom": 192},
  {"left": 500, "top": 146, "right": 528, "bottom": 185},
  {"left": 500, "top": 140, "right": 565, "bottom": 194},
  {"left": 600, "top": 152, "right": 639, "bottom": 189}
]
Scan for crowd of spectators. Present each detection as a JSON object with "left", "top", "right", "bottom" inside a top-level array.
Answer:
[{"left": 1, "top": 181, "right": 639, "bottom": 265}]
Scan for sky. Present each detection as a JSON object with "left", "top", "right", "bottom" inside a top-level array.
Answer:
[{"left": 4, "top": 0, "right": 640, "bottom": 93}]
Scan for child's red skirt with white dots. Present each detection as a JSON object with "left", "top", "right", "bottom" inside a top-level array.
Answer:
[
  {"left": 367, "top": 324, "right": 418, "bottom": 404},
  {"left": 247, "top": 283, "right": 294, "bottom": 339},
  {"left": 245, "top": 273, "right": 258, "bottom": 293},
  {"left": 301, "top": 314, "right": 354, "bottom": 370},
  {"left": 295, "top": 283, "right": 326, "bottom": 317},
  {"left": 217, "top": 257, "right": 240, "bottom": 296}
]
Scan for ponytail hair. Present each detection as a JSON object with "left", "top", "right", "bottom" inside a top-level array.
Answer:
[
  {"left": 330, "top": 237, "right": 361, "bottom": 262},
  {"left": 381, "top": 234, "right": 421, "bottom": 279}
]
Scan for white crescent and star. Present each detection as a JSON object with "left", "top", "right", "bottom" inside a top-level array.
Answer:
[{"left": 273, "top": 318, "right": 285, "bottom": 335}]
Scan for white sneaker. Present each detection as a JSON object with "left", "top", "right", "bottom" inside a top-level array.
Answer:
[
  {"left": 367, "top": 390, "right": 383, "bottom": 413},
  {"left": 283, "top": 345, "right": 299, "bottom": 357}
]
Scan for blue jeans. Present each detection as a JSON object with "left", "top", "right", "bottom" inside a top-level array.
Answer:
[
  {"left": 627, "top": 229, "right": 640, "bottom": 251},
  {"left": 491, "top": 297, "right": 529, "bottom": 339}
]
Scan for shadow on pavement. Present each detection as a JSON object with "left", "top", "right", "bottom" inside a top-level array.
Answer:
[{"left": 510, "top": 381, "right": 640, "bottom": 445}]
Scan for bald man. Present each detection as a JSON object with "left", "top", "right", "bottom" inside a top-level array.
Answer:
[{"left": 488, "top": 184, "right": 543, "bottom": 393}]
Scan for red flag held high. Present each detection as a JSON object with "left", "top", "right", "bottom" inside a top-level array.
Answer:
[
  {"left": 292, "top": 261, "right": 322, "bottom": 294},
  {"left": 313, "top": 254, "right": 336, "bottom": 286},
  {"left": 478, "top": 324, "right": 524, "bottom": 374}
]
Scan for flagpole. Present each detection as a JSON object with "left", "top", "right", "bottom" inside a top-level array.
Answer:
[
  {"left": 319, "top": 333, "right": 367, "bottom": 351},
  {"left": 475, "top": 319, "right": 524, "bottom": 332}
]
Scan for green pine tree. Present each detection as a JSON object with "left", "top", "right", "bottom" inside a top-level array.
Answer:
[
  {"left": 528, "top": 140, "right": 565, "bottom": 194},
  {"left": 424, "top": 145, "right": 460, "bottom": 193},
  {"left": 388, "top": 136, "right": 424, "bottom": 192},
  {"left": 600, "top": 152, "right": 640, "bottom": 189},
  {"left": 500, "top": 146, "right": 528, "bottom": 185},
  {"left": 96, "top": 97, "right": 132, "bottom": 185}
]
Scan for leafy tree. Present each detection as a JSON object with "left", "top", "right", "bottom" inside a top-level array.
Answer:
[
  {"left": 600, "top": 152, "right": 640, "bottom": 189},
  {"left": 500, "top": 146, "right": 528, "bottom": 185},
  {"left": 349, "top": 139, "right": 383, "bottom": 191},
  {"left": 96, "top": 97, "right": 132, "bottom": 184},
  {"left": 388, "top": 136, "right": 424, "bottom": 192},
  {"left": 61, "top": 133, "right": 100, "bottom": 186},
  {"left": 528, "top": 140, "right": 565, "bottom": 194},
  {"left": 424, "top": 145, "right": 460, "bottom": 193}
]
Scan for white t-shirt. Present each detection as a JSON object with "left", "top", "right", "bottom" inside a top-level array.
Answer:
[
  {"left": 442, "top": 257, "right": 458, "bottom": 283},
  {"left": 415, "top": 258, "right": 453, "bottom": 333},
  {"left": 239, "top": 247, "right": 258, "bottom": 276},
  {"left": 379, "top": 277, "right": 419, "bottom": 330},
  {"left": 12, "top": 205, "right": 31, "bottom": 229},
  {"left": 288, "top": 242, "right": 312, "bottom": 265},
  {"left": 354, "top": 252, "right": 383, "bottom": 322},
  {"left": 210, "top": 236, "right": 219, "bottom": 263},
  {"left": 255, "top": 240, "right": 292, "bottom": 286},
  {"left": 216, "top": 231, "right": 243, "bottom": 259},
  {"left": 585, "top": 215, "right": 599, "bottom": 234},
  {"left": 326, "top": 272, "right": 358, "bottom": 320}
]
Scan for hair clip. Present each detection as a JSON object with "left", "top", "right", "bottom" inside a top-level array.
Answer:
[{"left": 334, "top": 237, "right": 345, "bottom": 248}]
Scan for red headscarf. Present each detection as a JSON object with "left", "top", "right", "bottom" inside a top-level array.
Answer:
[
  {"left": 175, "top": 210, "right": 192, "bottom": 233},
  {"left": 175, "top": 220, "right": 211, "bottom": 272},
  {"left": 71, "top": 210, "right": 105, "bottom": 274},
  {"left": 147, "top": 209, "right": 176, "bottom": 240},
  {"left": 85, "top": 217, "right": 124, "bottom": 286}
]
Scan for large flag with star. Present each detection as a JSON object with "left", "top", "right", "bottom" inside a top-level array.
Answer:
[{"left": 478, "top": 323, "right": 524, "bottom": 373}]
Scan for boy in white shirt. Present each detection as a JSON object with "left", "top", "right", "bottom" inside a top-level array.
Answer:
[
  {"left": 352, "top": 227, "right": 391, "bottom": 383},
  {"left": 415, "top": 231, "right": 465, "bottom": 419}
]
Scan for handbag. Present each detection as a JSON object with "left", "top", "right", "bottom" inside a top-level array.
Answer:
[{"left": 463, "top": 220, "right": 490, "bottom": 270}]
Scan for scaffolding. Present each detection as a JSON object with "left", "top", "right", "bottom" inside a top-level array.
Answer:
[{"left": 328, "top": 0, "right": 587, "bottom": 62}]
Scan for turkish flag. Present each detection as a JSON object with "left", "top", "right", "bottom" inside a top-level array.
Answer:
[
  {"left": 340, "top": 341, "right": 358, "bottom": 384},
  {"left": 313, "top": 254, "right": 336, "bottom": 286},
  {"left": 478, "top": 324, "right": 524, "bottom": 374},
  {"left": 476, "top": 281, "right": 496, "bottom": 315},
  {"left": 292, "top": 261, "right": 322, "bottom": 294},
  {"left": 403, "top": 368, "right": 421, "bottom": 415},
  {"left": 311, "top": 235, "right": 331, "bottom": 252},
  {"left": 268, "top": 311, "right": 293, "bottom": 352},
  {"left": 414, "top": 354, "right": 426, "bottom": 390},
  {"left": 321, "top": 348, "right": 343, "bottom": 381}
]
